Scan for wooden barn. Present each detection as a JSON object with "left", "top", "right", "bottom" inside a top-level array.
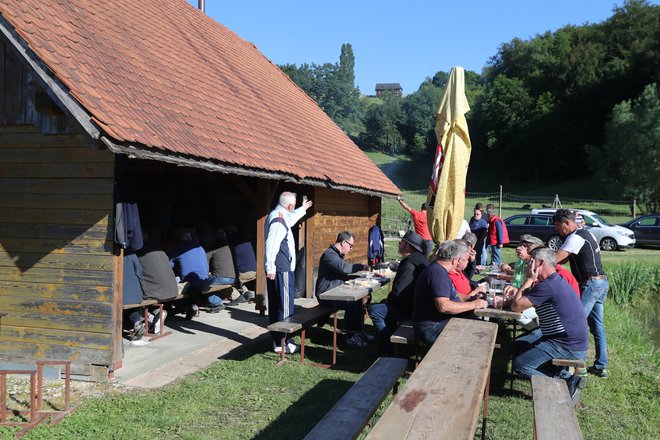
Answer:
[{"left": 0, "top": 0, "right": 399, "bottom": 379}]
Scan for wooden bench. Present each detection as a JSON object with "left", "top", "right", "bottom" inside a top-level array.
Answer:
[
  {"left": 531, "top": 375, "right": 583, "bottom": 440},
  {"left": 304, "top": 357, "right": 408, "bottom": 440},
  {"left": 552, "top": 358, "right": 587, "bottom": 376},
  {"left": 267, "top": 305, "right": 334, "bottom": 365},
  {"left": 366, "top": 318, "right": 498, "bottom": 440}
]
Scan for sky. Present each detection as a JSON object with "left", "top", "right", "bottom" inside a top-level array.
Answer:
[{"left": 187, "top": 0, "right": 656, "bottom": 96}]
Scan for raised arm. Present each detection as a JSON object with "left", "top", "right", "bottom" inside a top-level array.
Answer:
[{"left": 397, "top": 196, "right": 412, "bottom": 213}]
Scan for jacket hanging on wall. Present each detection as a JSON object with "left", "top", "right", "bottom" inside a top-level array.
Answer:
[
  {"left": 114, "top": 155, "right": 143, "bottom": 252},
  {"left": 368, "top": 224, "right": 385, "bottom": 265}
]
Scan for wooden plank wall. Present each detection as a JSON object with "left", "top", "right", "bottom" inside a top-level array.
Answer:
[
  {"left": 0, "top": 32, "right": 116, "bottom": 375},
  {"left": 307, "top": 187, "right": 381, "bottom": 296},
  {"left": 0, "top": 125, "right": 115, "bottom": 374}
]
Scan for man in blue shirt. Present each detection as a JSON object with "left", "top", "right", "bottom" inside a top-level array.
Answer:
[
  {"left": 511, "top": 247, "right": 589, "bottom": 403},
  {"left": 412, "top": 240, "right": 488, "bottom": 345}
]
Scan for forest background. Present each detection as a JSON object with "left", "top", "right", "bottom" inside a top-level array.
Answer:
[{"left": 279, "top": 0, "right": 660, "bottom": 213}]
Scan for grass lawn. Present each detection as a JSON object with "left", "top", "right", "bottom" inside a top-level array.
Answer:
[{"left": 4, "top": 248, "right": 658, "bottom": 439}]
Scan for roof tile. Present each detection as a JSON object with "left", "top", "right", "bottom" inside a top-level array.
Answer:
[{"left": 0, "top": 0, "right": 399, "bottom": 195}]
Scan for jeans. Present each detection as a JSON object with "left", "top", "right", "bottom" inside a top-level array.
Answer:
[
  {"left": 414, "top": 320, "right": 450, "bottom": 345},
  {"left": 489, "top": 245, "right": 502, "bottom": 266},
  {"left": 580, "top": 279, "right": 609, "bottom": 369},
  {"left": 368, "top": 302, "right": 407, "bottom": 354},
  {"left": 478, "top": 241, "right": 488, "bottom": 266},
  {"left": 514, "top": 330, "right": 587, "bottom": 379}
]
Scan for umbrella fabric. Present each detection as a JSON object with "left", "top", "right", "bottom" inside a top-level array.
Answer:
[{"left": 426, "top": 66, "right": 472, "bottom": 244}]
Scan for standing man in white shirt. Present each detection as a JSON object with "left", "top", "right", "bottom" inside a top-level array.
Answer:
[{"left": 265, "top": 191, "right": 313, "bottom": 354}]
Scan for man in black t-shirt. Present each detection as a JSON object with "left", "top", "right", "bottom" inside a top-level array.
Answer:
[{"left": 554, "top": 209, "right": 609, "bottom": 378}]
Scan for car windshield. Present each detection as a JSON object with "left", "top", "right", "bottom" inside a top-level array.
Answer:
[{"left": 591, "top": 213, "right": 613, "bottom": 226}]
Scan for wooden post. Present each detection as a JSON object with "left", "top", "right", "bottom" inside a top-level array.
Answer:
[
  {"left": 498, "top": 185, "right": 503, "bottom": 218},
  {"left": 255, "top": 179, "right": 272, "bottom": 314},
  {"left": 633, "top": 199, "right": 637, "bottom": 219},
  {"left": 110, "top": 244, "right": 124, "bottom": 370}
]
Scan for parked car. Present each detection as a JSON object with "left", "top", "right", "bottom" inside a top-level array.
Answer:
[
  {"left": 503, "top": 214, "right": 564, "bottom": 250},
  {"left": 531, "top": 208, "right": 635, "bottom": 251},
  {"left": 619, "top": 214, "right": 660, "bottom": 246}
]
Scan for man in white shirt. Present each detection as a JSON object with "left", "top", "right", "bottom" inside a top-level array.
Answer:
[{"left": 265, "top": 191, "right": 313, "bottom": 354}]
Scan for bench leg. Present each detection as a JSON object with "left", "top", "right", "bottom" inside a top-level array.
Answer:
[
  {"left": 510, "top": 320, "right": 517, "bottom": 390},
  {"left": 300, "top": 329, "right": 306, "bottom": 364},
  {"left": 275, "top": 336, "right": 286, "bottom": 366},
  {"left": 481, "top": 371, "right": 491, "bottom": 440}
]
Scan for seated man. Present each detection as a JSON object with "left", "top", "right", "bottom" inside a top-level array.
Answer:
[
  {"left": 207, "top": 229, "right": 237, "bottom": 285},
  {"left": 227, "top": 224, "right": 257, "bottom": 301},
  {"left": 368, "top": 231, "right": 427, "bottom": 354},
  {"left": 168, "top": 229, "right": 224, "bottom": 312},
  {"left": 315, "top": 231, "right": 370, "bottom": 348},
  {"left": 122, "top": 252, "right": 145, "bottom": 340},
  {"left": 449, "top": 237, "right": 487, "bottom": 298},
  {"left": 510, "top": 248, "right": 588, "bottom": 403},
  {"left": 412, "top": 240, "right": 488, "bottom": 345}
]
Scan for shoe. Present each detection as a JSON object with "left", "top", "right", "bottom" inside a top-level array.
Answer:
[
  {"left": 131, "top": 322, "right": 145, "bottom": 341},
  {"left": 208, "top": 303, "right": 225, "bottom": 313},
  {"left": 242, "top": 290, "right": 255, "bottom": 302},
  {"left": 228, "top": 295, "right": 248, "bottom": 306},
  {"left": 185, "top": 304, "right": 200, "bottom": 320},
  {"left": 362, "top": 333, "right": 376, "bottom": 343},
  {"left": 345, "top": 334, "right": 367, "bottom": 348},
  {"left": 587, "top": 366, "right": 608, "bottom": 378},
  {"left": 565, "top": 374, "right": 587, "bottom": 406},
  {"left": 153, "top": 309, "right": 167, "bottom": 334},
  {"left": 273, "top": 342, "right": 299, "bottom": 354},
  {"left": 578, "top": 367, "right": 588, "bottom": 377}
]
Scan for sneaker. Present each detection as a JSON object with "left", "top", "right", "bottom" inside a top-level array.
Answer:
[
  {"left": 345, "top": 334, "right": 367, "bottom": 348},
  {"left": 131, "top": 322, "right": 145, "bottom": 341},
  {"left": 587, "top": 366, "right": 608, "bottom": 378},
  {"left": 153, "top": 309, "right": 168, "bottom": 334},
  {"left": 273, "top": 342, "right": 299, "bottom": 354},
  {"left": 565, "top": 374, "right": 587, "bottom": 406},
  {"left": 242, "top": 290, "right": 255, "bottom": 302},
  {"left": 208, "top": 303, "right": 225, "bottom": 313},
  {"left": 228, "top": 294, "right": 248, "bottom": 306}
]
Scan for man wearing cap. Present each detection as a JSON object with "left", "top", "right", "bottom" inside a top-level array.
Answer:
[
  {"left": 553, "top": 209, "right": 609, "bottom": 378},
  {"left": 368, "top": 230, "right": 427, "bottom": 353}
]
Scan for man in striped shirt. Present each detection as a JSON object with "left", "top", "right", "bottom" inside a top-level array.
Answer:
[{"left": 510, "top": 248, "right": 588, "bottom": 400}]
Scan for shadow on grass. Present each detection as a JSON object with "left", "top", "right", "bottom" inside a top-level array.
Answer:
[{"left": 252, "top": 378, "right": 354, "bottom": 440}]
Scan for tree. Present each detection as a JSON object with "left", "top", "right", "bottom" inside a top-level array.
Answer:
[{"left": 591, "top": 83, "right": 660, "bottom": 212}]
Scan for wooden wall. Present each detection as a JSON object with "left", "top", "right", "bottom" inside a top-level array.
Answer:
[
  {"left": 306, "top": 187, "right": 381, "bottom": 297},
  {"left": 0, "top": 37, "right": 116, "bottom": 375}
]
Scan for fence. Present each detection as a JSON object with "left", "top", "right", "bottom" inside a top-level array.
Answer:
[{"left": 381, "top": 190, "right": 637, "bottom": 238}]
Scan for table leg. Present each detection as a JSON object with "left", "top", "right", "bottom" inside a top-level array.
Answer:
[
  {"left": 510, "top": 321, "right": 517, "bottom": 390},
  {"left": 332, "top": 309, "right": 338, "bottom": 366},
  {"left": 482, "top": 371, "right": 491, "bottom": 440},
  {"left": 300, "top": 329, "right": 306, "bottom": 364}
]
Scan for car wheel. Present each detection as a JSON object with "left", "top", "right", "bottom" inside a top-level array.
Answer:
[
  {"left": 600, "top": 237, "right": 618, "bottom": 251},
  {"left": 547, "top": 236, "right": 563, "bottom": 251}
]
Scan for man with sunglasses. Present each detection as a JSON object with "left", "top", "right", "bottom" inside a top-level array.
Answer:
[{"left": 316, "top": 231, "right": 371, "bottom": 347}]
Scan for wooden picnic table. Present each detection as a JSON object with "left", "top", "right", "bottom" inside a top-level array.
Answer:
[
  {"left": 319, "top": 277, "right": 391, "bottom": 365},
  {"left": 366, "top": 318, "right": 498, "bottom": 440}
]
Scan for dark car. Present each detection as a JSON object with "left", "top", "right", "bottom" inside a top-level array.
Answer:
[
  {"left": 504, "top": 214, "right": 564, "bottom": 250},
  {"left": 619, "top": 214, "right": 660, "bottom": 246}
]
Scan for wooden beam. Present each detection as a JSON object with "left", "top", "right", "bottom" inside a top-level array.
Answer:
[
  {"left": 254, "top": 179, "right": 271, "bottom": 314},
  {"left": 110, "top": 245, "right": 123, "bottom": 369}
]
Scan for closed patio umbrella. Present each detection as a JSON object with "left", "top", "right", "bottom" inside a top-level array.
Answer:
[{"left": 426, "top": 66, "right": 472, "bottom": 244}]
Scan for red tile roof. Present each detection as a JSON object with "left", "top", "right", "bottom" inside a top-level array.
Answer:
[{"left": 0, "top": 0, "right": 399, "bottom": 196}]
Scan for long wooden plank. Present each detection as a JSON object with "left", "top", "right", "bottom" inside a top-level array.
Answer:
[
  {"left": 0, "top": 125, "right": 40, "bottom": 134},
  {"left": 0, "top": 266, "right": 113, "bottom": 285},
  {"left": 1, "top": 309, "right": 113, "bottom": 333},
  {"left": 0, "top": 237, "right": 112, "bottom": 254},
  {"left": 0, "top": 251, "right": 113, "bottom": 271},
  {"left": 0, "top": 341, "right": 111, "bottom": 376},
  {"left": 0, "top": 192, "right": 113, "bottom": 210},
  {"left": 0, "top": 147, "right": 113, "bottom": 163},
  {"left": 0, "top": 222, "right": 110, "bottom": 240},
  {"left": 1, "top": 296, "right": 112, "bottom": 317},
  {"left": 0, "top": 162, "right": 114, "bottom": 178},
  {"left": 0, "top": 325, "right": 112, "bottom": 350},
  {"left": 1, "top": 208, "right": 109, "bottom": 225},
  {"left": 0, "top": 280, "right": 112, "bottom": 301},
  {"left": 366, "top": 318, "right": 498, "bottom": 440},
  {"left": 0, "top": 178, "right": 113, "bottom": 194},
  {"left": 532, "top": 375, "right": 583, "bottom": 440},
  {"left": 267, "top": 305, "right": 333, "bottom": 334},
  {"left": 305, "top": 357, "right": 408, "bottom": 440},
  {"left": 0, "top": 133, "right": 89, "bottom": 148}
]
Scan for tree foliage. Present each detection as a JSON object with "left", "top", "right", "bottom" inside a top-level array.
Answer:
[
  {"left": 279, "top": 1, "right": 660, "bottom": 198},
  {"left": 591, "top": 83, "right": 660, "bottom": 212}
]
